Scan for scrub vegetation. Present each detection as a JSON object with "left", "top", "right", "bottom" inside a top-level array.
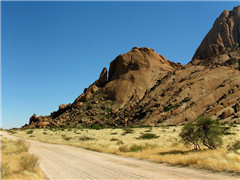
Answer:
[{"left": 1, "top": 136, "right": 44, "bottom": 180}]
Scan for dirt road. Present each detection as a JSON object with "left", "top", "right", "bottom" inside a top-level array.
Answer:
[{"left": 2, "top": 132, "right": 238, "bottom": 180}]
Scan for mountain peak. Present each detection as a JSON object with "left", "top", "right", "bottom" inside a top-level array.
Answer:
[
  {"left": 191, "top": 6, "right": 240, "bottom": 68},
  {"left": 101, "top": 47, "right": 178, "bottom": 109}
]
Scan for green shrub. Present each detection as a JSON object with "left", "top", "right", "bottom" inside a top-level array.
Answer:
[
  {"left": 164, "top": 105, "right": 174, "bottom": 112},
  {"left": 91, "top": 124, "right": 102, "bottom": 130},
  {"left": 26, "top": 130, "right": 33, "bottom": 134},
  {"left": 122, "top": 128, "right": 134, "bottom": 135},
  {"left": 179, "top": 116, "right": 224, "bottom": 150},
  {"left": 79, "top": 136, "right": 95, "bottom": 141},
  {"left": 138, "top": 133, "right": 159, "bottom": 140}
]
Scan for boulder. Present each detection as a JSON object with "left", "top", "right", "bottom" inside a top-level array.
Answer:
[
  {"left": 220, "top": 108, "right": 235, "bottom": 119},
  {"left": 235, "top": 102, "right": 240, "bottom": 112},
  {"left": 59, "top": 104, "right": 67, "bottom": 110},
  {"left": 89, "top": 84, "right": 98, "bottom": 93},
  {"left": 96, "top": 67, "right": 108, "bottom": 87},
  {"left": 83, "top": 92, "right": 91, "bottom": 102},
  {"left": 29, "top": 114, "right": 38, "bottom": 124}
]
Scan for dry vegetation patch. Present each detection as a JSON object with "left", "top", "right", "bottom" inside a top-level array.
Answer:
[
  {"left": 1, "top": 136, "right": 44, "bottom": 179},
  {"left": 11, "top": 124, "right": 240, "bottom": 174}
]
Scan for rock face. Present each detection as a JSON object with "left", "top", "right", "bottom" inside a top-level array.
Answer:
[
  {"left": 191, "top": 6, "right": 240, "bottom": 68},
  {"left": 24, "top": 6, "right": 240, "bottom": 129},
  {"left": 94, "top": 67, "right": 108, "bottom": 87},
  {"left": 125, "top": 66, "right": 240, "bottom": 125},
  {"left": 101, "top": 47, "right": 175, "bottom": 108}
]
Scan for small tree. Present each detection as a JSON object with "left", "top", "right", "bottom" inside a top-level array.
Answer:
[
  {"left": 197, "top": 116, "right": 223, "bottom": 150},
  {"left": 179, "top": 123, "right": 201, "bottom": 150},
  {"left": 179, "top": 116, "right": 223, "bottom": 150}
]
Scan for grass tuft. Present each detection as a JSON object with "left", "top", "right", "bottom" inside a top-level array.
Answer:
[
  {"left": 20, "top": 153, "right": 39, "bottom": 171},
  {"left": 1, "top": 162, "right": 11, "bottom": 178}
]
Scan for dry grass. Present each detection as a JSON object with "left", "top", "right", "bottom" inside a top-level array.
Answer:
[
  {"left": 1, "top": 136, "right": 44, "bottom": 179},
  {"left": 12, "top": 124, "right": 240, "bottom": 174}
]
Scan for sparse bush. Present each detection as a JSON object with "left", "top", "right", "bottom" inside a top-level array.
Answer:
[
  {"left": 130, "top": 144, "right": 143, "bottom": 152},
  {"left": 43, "top": 132, "right": 47, "bottom": 135},
  {"left": 122, "top": 128, "right": 134, "bottom": 135},
  {"left": 119, "top": 143, "right": 156, "bottom": 152},
  {"left": 59, "top": 125, "right": 68, "bottom": 129},
  {"left": 62, "top": 136, "right": 72, "bottom": 141},
  {"left": 119, "top": 145, "right": 129, "bottom": 152},
  {"left": 164, "top": 105, "right": 174, "bottom": 112},
  {"left": 79, "top": 136, "right": 94, "bottom": 141},
  {"left": 116, "top": 140, "right": 124, "bottom": 145},
  {"left": 20, "top": 154, "right": 39, "bottom": 171},
  {"left": 111, "top": 132, "right": 117, "bottom": 135},
  {"left": 144, "top": 128, "right": 152, "bottom": 132},
  {"left": 182, "top": 97, "right": 191, "bottom": 103},
  {"left": 110, "top": 138, "right": 119, "bottom": 141},
  {"left": 179, "top": 116, "right": 224, "bottom": 150},
  {"left": 26, "top": 130, "right": 33, "bottom": 134},
  {"left": 107, "top": 107, "right": 112, "bottom": 112},
  {"left": 1, "top": 162, "right": 11, "bottom": 178},
  {"left": 8, "top": 130, "right": 16, "bottom": 134},
  {"left": 138, "top": 133, "right": 159, "bottom": 140},
  {"left": 91, "top": 124, "right": 102, "bottom": 130},
  {"left": 227, "top": 140, "right": 240, "bottom": 152}
]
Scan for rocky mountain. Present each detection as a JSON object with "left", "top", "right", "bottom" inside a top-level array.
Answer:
[
  {"left": 191, "top": 6, "right": 240, "bottom": 70},
  {"left": 24, "top": 6, "right": 240, "bottom": 128}
]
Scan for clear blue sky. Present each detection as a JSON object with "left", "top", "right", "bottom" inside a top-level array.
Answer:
[{"left": 2, "top": 1, "right": 239, "bottom": 129}]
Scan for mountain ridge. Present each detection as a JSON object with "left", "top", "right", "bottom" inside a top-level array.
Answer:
[{"left": 24, "top": 6, "right": 240, "bottom": 128}]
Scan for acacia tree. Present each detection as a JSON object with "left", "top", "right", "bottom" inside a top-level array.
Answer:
[
  {"left": 179, "top": 123, "right": 201, "bottom": 150},
  {"left": 179, "top": 116, "right": 224, "bottom": 150}
]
